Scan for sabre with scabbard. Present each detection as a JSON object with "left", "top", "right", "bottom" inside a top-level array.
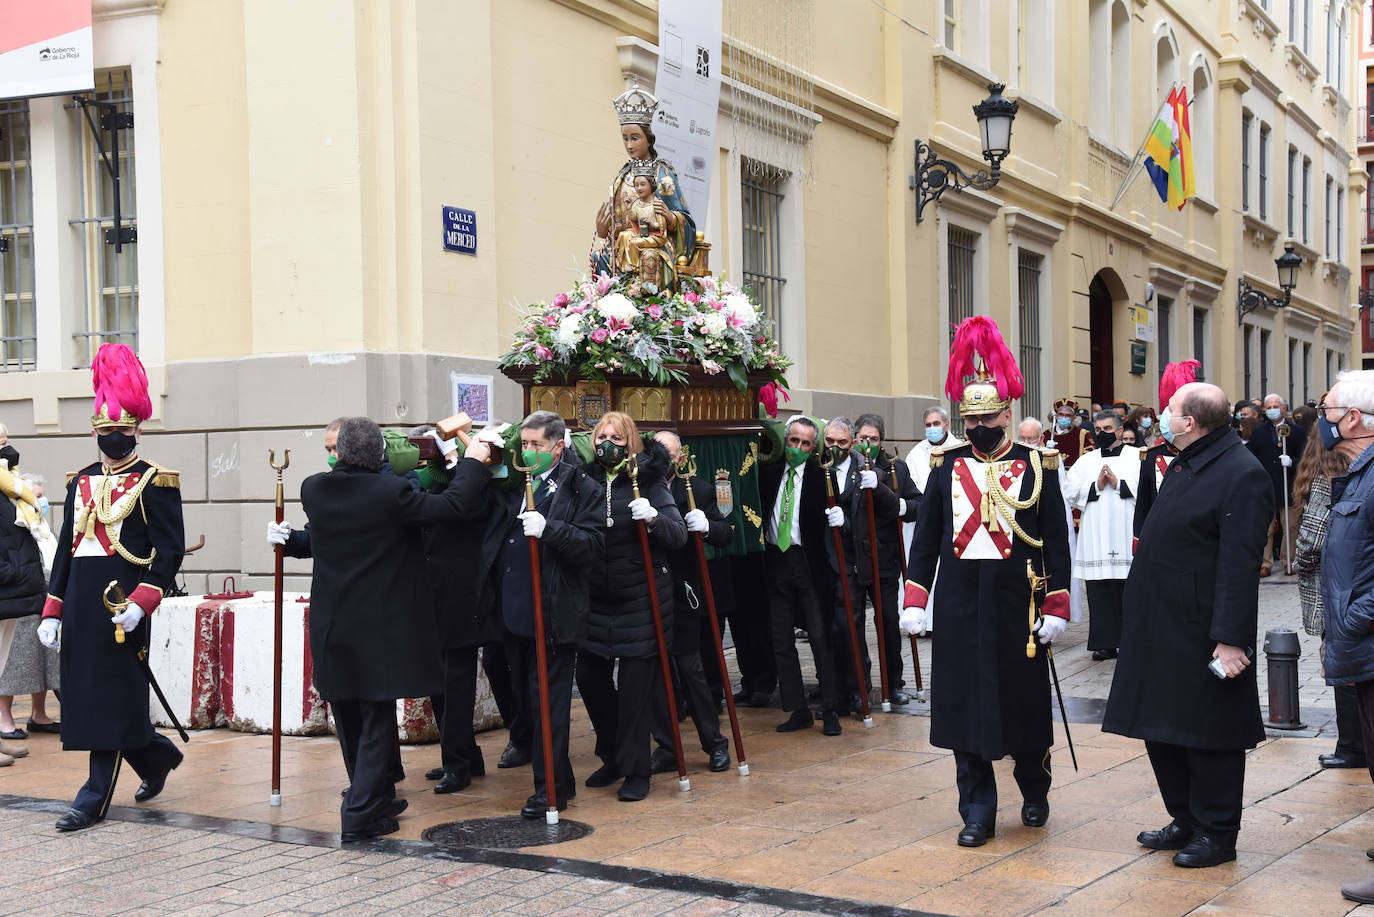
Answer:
[
  {"left": 268, "top": 448, "right": 290, "bottom": 806},
  {"left": 681, "top": 450, "right": 748, "bottom": 775},
  {"left": 859, "top": 447, "right": 893, "bottom": 713},
  {"left": 513, "top": 448, "right": 563, "bottom": 824},
  {"left": 888, "top": 447, "right": 925, "bottom": 702},
  {"left": 102, "top": 581, "right": 190, "bottom": 743},
  {"left": 628, "top": 457, "right": 691, "bottom": 791},
  {"left": 821, "top": 452, "right": 874, "bottom": 728},
  {"left": 1025, "top": 560, "right": 1077, "bottom": 771}
]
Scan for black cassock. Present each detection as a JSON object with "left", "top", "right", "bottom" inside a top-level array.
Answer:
[
  {"left": 1104, "top": 427, "right": 1272, "bottom": 750},
  {"left": 905, "top": 441, "right": 1071, "bottom": 758},
  {"left": 45, "top": 459, "right": 184, "bottom": 752}
]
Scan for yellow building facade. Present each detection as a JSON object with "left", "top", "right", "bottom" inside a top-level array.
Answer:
[{"left": 0, "top": 0, "right": 1362, "bottom": 589}]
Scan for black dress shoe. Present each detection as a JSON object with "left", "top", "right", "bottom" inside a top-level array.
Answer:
[
  {"left": 1172, "top": 835, "right": 1236, "bottom": 868},
  {"left": 497, "top": 743, "right": 531, "bottom": 769},
  {"left": 746, "top": 691, "right": 772, "bottom": 708},
  {"left": 617, "top": 776, "right": 650, "bottom": 801},
  {"left": 821, "top": 711, "right": 842, "bottom": 736},
  {"left": 386, "top": 798, "right": 408, "bottom": 818},
  {"left": 1090, "top": 649, "right": 1119, "bottom": 661},
  {"left": 1319, "top": 752, "right": 1368, "bottom": 769},
  {"left": 424, "top": 766, "right": 445, "bottom": 780},
  {"left": 585, "top": 762, "right": 621, "bottom": 787},
  {"left": 55, "top": 809, "right": 100, "bottom": 832},
  {"left": 1021, "top": 803, "right": 1049, "bottom": 827},
  {"left": 957, "top": 822, "right": 994, "bottom": 847},
  {"left": 520, "top": 794, "right": 569, "bottom": 819},
  {"left": 649, "top": 750, "right": 677, "bottom": 775},
  {"left": 708, "top": 747, "right": 730, "bottom": 772},
  {"left": 776, "top": 709, "right": 814, "bottom": 733},
  {"left": 434, "top": 771, "right": 471, "bottom": 794},
  {"left": 134, "top": 756, "right": 181, "bottom": 803},
  {"left": 1137, "top": 822, "right": 1194, "bottom": 850},
  {"left": 341, "top": 816, "right": 400, "bottom": 841},
  {"left": 891, "top": 690, "right": 911, "bottom": 706}
]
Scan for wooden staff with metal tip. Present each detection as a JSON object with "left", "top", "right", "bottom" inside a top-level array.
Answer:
[
  {"left": 860, "top": 449, "right": 892, "bottom": 713},
  {"left": 887, "top": 447, "right": 925, "bottom": 702},
  {"left": 513, "top": 449, "right": 561, "bottom": 824},
  {"left": 628, "top": 457, "right": 690, "bottom": 790},
  {"left": 821, "top": 453, "right": 874, "bottom": 728},
  {"left": 268, "top": 448, "right": 290, "bottom": 806},
  {"left": 682, "top": 451, "right": 748, "bottom": 775}
]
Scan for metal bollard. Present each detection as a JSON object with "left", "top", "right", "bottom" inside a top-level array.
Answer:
[{"left": 1263, "top": 627, "right": 1306, "bottom": 730}]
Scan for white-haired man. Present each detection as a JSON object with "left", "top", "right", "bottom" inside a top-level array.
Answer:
[{"left": 1016, "top": 417, "right": 1043, "bottom": 447}]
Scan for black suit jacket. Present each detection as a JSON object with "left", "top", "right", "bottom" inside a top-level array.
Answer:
[{"left": 759, "top": 457, "right": 832, "bottom": 603}]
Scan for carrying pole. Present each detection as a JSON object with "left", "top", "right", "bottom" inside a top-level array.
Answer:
[
  {"left": 822, "top": 455, "right": 874, "bottom": 728},
  {"left": 889, "top": 450, "right": 925, "bottom": 701},
  {"left": 268, "top": 449, "right": 290, "bottom": 807},
  {"left": 860, "top": 452, "right": 892, "bottom": 712}
]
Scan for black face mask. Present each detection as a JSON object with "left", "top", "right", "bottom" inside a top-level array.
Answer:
[
  {"left": 828, "top": 445, "right": 849, "bottom": 465},
  {"left": 1093, "top": 430, "right": 1118, "bottom": 450},
  {"left": 595, "top": 439, "right": 626, "bottom": 469},
  {"left": 0, "top": 446, "right": 19, "bottom": 468},
  {"left": 965, "top": 424, "right": 1004, "bottom": 455},
  {"left": 98, "top": 430, "right": 137, "bottom": 461}
]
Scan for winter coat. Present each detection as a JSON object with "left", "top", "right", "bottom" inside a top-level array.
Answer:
[
  {"left": 0, "top": 479, "right": 46, "bottom": 621},
  {"left": 580, "top": 439, "right": 688, "bottom": 660},
  {"left": 1103, "top": 426, "right": 1272, "bottom": 750},
  {"left": 1322, "top": 443, "right": 1374, "bottom": 686},
  {"left": 665, "top": 474, "right": 732, "bottom": 652}
]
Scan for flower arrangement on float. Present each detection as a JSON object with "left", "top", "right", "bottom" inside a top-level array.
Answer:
[{"left": 499, "top": 272, "right": 792, "bottom": 402}]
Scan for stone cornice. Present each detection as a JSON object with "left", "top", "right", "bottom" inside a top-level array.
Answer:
[{"left": 93, "top": 0, "right": 164, "bottom": 20}]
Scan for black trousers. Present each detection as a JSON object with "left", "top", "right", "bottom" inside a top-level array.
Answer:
[
  {"left": 1085, "top": 579, "right": 1125, "bottom": 651},
  {"left": 765, "top": 544, "right": 837, "bottom": 713},
  {"left": 832, "top": 572, "right": 903, "bottom": 696},
  {"left": 507, "top": 635, "right": 576, "bottom": 804},
  {"left": 651, "top": 652, "right": 727, "bottom": 757},
  {"left": 726, "top": 553, "right": 776, "bottom": 697},
  {"left": 953, "top": 748, "right": 1051, "bottom": 829},
  {"left": 1144, "top": 740, "right": 1246, "bottom": 847},
  {"left": 481, "top": 641, "right": 530, "bottom": 752},
  {"left": 72, "top": 731, "right": 183, "bottom": 819},
  {"left": 429, "top": 646, "right": 484, "bottom": 779},
  {"left": 1334, "top": 683, "right": 1367, "bottom": 761},
  {"left": 576, "top": 651, "right": 657, "bottom": 781},
  {"left": 333, "top": 697, "right": 399, "bottom": 831}
]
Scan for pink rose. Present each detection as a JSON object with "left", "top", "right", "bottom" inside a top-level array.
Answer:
[
  {"left": 647, "top": 305, "right": 662, "bottom": 320},
  {"left": 684, "top": 291, "right": 700, "bottom": 305},
  {"left": 553, "top": 292, "right": 569, "bottom": 308},
  {"left": 545, "top": 315, "right": 559, "bottom": 327},
  {"left": 591, "top": 327, "right": 609, "bottom": 343},
  {"left": 534, "top": 344, "right": 553, "bottom": 361},
  {"left": 672, "top": 320, "right": 684, "bottom": 327}
]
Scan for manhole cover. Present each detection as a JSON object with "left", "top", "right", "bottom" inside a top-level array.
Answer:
[{"left": 422, "top": 816, "right": 593, "bottom": 849}]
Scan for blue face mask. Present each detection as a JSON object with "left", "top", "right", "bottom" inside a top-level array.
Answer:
[
  {"left": 1158, "top": 407, "right": 1176, "bottom": 444},
  {"left": 1265, "top": 408, "right": 1282, "bottom": 422},
  {"left": 1234, "top": 412, "right": 1244, "bottom": 422},
  {"left": 1140, "top": 417, "right": 1153, "bottom": 430},
  {"left": 1055, "top": 415, "right": 1072, "bottom": 431},
  {"left": 924, "top": 426, "right": 944, "bottom": 444},
  {"left": 1319, "top": 412, "right": 1342, "bottom": 450},
  {"left": 36, "top": 496, "right": 49, "bottom": 516}
]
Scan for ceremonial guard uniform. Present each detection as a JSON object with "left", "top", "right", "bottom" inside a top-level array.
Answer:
[
  {"left": 41, "top": 344, "right": 186, "bottom": 832},
  {"left": 1041, "top": 399, "right": 1093, "bottom": 468},
  {"left": 902, "top": 318, "right": 1072, "bottom": 847}
]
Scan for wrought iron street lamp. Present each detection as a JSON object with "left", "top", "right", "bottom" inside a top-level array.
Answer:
[
  {"left": 911, "top": 83, "right": 1019, "bottom": 224},
  {"left": 1237, "top": 243, "right": 1302, "bottom": 325}
]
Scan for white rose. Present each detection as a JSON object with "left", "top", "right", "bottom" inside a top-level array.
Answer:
[
  {"left": 557, "top": 314, "right": 584, "bottom": 346},
  {"left": 722, "top": 293, "right": 758, "bottom": 329},
  {"left": 594, "top": 292, "right": 639, "bottom": 323},
  {"left": 701, "top": 311, "right": 728, "bottom": 337}
]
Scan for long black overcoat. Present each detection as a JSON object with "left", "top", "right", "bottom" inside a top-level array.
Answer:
[
  {"left": 1103, "top": 426, "right": 1272, "bottom": 750},
  {"left": 300, "top": 463, "right": 467, "bottom": 702},
  {"left": 665, "top": 474, "right": 732, "bottom": 651},
  {"left": 905, "top": 440, "right": 1071, "bottom": 758}
]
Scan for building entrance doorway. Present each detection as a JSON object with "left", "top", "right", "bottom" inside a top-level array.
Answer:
[{"left": 1088, "top": 271, "right": 1125, "bottom": 406}]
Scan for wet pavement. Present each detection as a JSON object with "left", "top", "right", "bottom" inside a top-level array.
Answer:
[{"left": 3, "top": 576, "right": 1373, "bottom": 916}]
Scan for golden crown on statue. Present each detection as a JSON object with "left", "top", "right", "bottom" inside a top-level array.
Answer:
[{"left": 613, "top": 84, "right": 659, "bottom": 126}]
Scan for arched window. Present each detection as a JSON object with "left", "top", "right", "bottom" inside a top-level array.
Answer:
[
  {"left": 1111, "top": 1, "right": 1131, "bottom": 147},
  {"left": 1191, "top": 59, "right": 1213, "bottom": 200}
]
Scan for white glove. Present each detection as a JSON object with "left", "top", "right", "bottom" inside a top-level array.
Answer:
[
  {"left": 684, "top": 509, "right": 709, "bottom": 534},
  {"left": 1279, "top": 454, "right": 1292, "bottom": 468},
  {"left": 899, "top": 606, "right": 929, "bottom": 636},
  {"left": 859, "top": 469, "right": 878, "bottom": 490},
  {"left": 1035, "top": 614, "right": 1067, "bottom": 645},
  {"left": 36, "top": 618, "right": 59, "bottom": 649},
  {"left": 476, "top": 423, "right": 510, "bottom": 446},
  {"left": 428, "top": 431, "right": 459, "bottom": 469},
  {"left": 518, "top": 511, "right": 546, "bottom": 539},
  {"left": 899, "top": 498, "right": 907, "bottom": 517},
  {"left": 629, "top": 497, "right": 658, "bottom": 523},
  {"left": 266, "top": 520, "right": 293, "bottom": 546},
  {"left": 826, "top": 505, "right": 845, "bottom": 527},
  {"left": 112, "top": 602, "right": 146, "bottom": 634}
]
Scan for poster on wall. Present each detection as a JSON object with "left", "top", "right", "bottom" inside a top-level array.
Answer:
[
  {"left": 653, "top": 0, "right": 722, "bottom": 224},
  {"left": 451, "top": 373, "right": 491, "bottom": 423},
  {"left": 0, "top": 0, "right": 94, "bottom": 102}
]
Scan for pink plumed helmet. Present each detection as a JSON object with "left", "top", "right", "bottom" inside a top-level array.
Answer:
[
  {"left": 1157, "top": 359, "right": 1199, "bottom": 411},
  {"left": 945, "top": 316, "right": 1024, "bottom": 416},
  {"left": 90, "top": 343, "right": 152, "bottom": 430}
]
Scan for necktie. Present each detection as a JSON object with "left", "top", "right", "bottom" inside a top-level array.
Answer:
[{"left": 777, "top": 468, "right": 797, "bottom": 551}]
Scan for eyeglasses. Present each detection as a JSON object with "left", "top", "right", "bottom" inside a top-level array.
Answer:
[{"left": 1317, "top": 403, "right": 1350, "bottom": 414}]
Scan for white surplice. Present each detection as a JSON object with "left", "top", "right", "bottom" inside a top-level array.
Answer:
[{"left": 1063, "top": 446, "right": 1139, "bottom": 581}]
